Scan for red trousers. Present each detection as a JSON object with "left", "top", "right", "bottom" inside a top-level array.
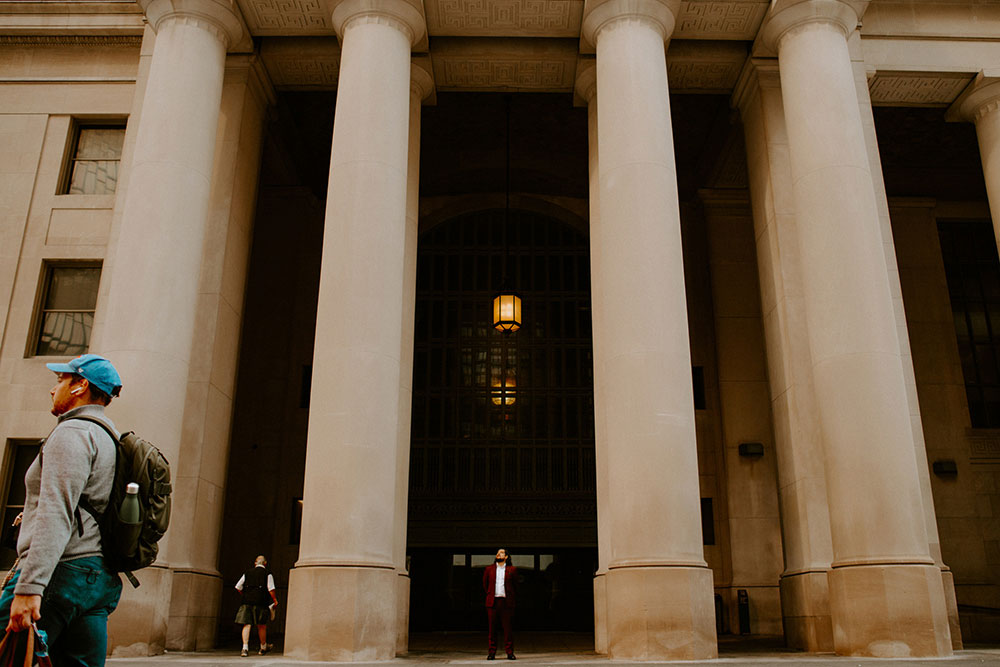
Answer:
[{"left": 486, "top": 597, "right": 514, "bottom": 655}]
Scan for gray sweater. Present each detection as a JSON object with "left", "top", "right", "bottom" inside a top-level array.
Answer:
[{"left": 15, "top": 405, "right": 117, "bottom": 596}]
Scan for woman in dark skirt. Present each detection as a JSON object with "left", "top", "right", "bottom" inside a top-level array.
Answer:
[{"left": 235, "top": 555, "right": 278, "bottom": 656}]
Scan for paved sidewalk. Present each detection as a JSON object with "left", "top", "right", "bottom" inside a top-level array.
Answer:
[{"left": 106, "top": 634, "right": 1000, "bottom": 666}]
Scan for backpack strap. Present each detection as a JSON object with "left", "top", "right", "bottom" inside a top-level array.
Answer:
[{"left": 65, "top": 416, "right": 119, "bottom": 522}]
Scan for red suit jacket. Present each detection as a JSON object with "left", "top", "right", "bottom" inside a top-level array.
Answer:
[{"left": 483, "top": 563, "right": 517, "bottom": 608}]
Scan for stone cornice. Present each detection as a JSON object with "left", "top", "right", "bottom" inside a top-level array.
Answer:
[
  {"left": 330, "top": 0, "right": 426, "bottom": 46},
  {"left": 947, "top": 71, "right": 1000, "bottom": 124},
  {"left": 140, "top": 0, "right": 251, "bottom": 50},
  {"left": 0, "top": 34, "right": 142, "bottom": 45},
  {"left": 758, "top": 0, "right": 863, "bottom": 56},
  {"left": 731, "top": 57, "right": 780, "bottom": 115},
  {"left": 581, "top": 0, "right": 680, "bottom": 49}
]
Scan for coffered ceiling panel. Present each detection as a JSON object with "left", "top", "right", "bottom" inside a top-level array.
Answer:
[
  {"left": 430, "top": 37, "right": 578, "bottom": 91},
  {"left": 674, "top": 1, "right": 769, "bottom": 40},
  {"left": 425, "top": 0, "right": 583, "bottom": 37},
  {"left": 238, "top": 0, "right": 334, "bottom": 35},
  {"left": 869, "top": 71, "right": 974, "bottom": 107}
]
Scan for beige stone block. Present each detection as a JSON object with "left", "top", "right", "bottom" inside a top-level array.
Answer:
[
  {"left": 715, "top": 318, "right": 767, "bottom": 382},
  {"left": 780, "top": 570, "right": 833, "bottom": 651},
  {"left": 191, "top": 479, "right": 225, "bottom": 567},
  {"left": 395, "top": 574, "right": 409, "bottom": 654},
  {"left": 0, "top": 82, "right": 135, "bottom": 115},
  {"left": 605, "top": 566, "right": 717, "bottom": 660},
  {"left": 178, "top": 382, "right": 210, "bottom": 479},
  {"left": 593, "top": 573, "right": 607, "bottom": 653},
  {"left": 285, "top": 566, "right": 397, "bottom": 661},
  {"left": 711, "top": 264, "right": 763, "bottom": 319},
  {"left": 166, "top": 570, "right": 223, "bottom": 651},
  {"left": 729, "top": 518, "right": 782, "bottom": 583},
  {"left": 719, "top": 381, "right": 773, "bottom": 448},
  {"left": 829, "top": 564, "right": 952, "bottom": 657},
  {"left": 108, "top": 566, "right": 172, "bottom": 656},
  {"left": 209, "top": 300, "right": 242, "bottom": 397},
  {"left": 200, "top": 384, "right": 234, "bottom": 485}
]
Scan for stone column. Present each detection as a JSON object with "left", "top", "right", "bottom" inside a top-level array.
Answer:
[
  {"left": 761, "top": 0, "right": 951, "bottom": 656},
  {"left": 950, "top": 73, "right": 1000, "bottom": 255},
  {"left": 97, "top": 0, "right": 245, "bottom": 655},
  {"left": 394, "top": 62, "right": 434, "bottom": 655},
  {"left": 581, "top": 0, "right": 716, "bottom": 659},
  {"left": 574, "top": 61, "right": 610, "bottom": 655},
  {"left": 855, "top": 57, "right": 962, "bottom": 651},
  {"left": 732, "top": 59, "right": 835, "bottom": 651},
  {"left": 283, "top": 0, "right": 424, "bottom": 660},
  {"left": 164, "top": 55, "right": 272, "bottom": 652}
]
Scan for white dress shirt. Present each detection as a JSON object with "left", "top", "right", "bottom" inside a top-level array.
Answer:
[{"left": 495, "top": 562, "right": 506, "bottom": 597}]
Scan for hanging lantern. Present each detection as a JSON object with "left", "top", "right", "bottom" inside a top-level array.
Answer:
[
  {"left": 493, "top": 291, "right": 522, "bottom": 333},
  {"left": 491, "top": 376, "right": 517, "bottom": 406}
]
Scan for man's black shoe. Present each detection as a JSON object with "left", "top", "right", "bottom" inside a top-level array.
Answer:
[
  {"left": 487, "top": 653, "right": 495, "bottom": 660},
  {"left": 507, "top": 654, "right": 516, "bottom": 660}
]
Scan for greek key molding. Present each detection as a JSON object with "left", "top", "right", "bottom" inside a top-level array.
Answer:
[
  {"left": 266, "top": 55, "right": 341, "bottom": 87},
  {"left": 435, "top": 56, "right": 574, "bottom": 90},
  {"left": 675, "top": 0, "right": 768, "bottom": 39},
  {"left": 241, "top": 0, "right": 332, "bottom": 33},
  {"left": 426, "top": 0, "right": 582, "bottom": 36},
  {"left": 668, "top": 60, "right": 741, "bottom": 91},
  {"left": 869, "top": 72, "right": 973, "bottom": 108},
  {"left": 0, "top": 35, "right": 143, "bottom": 46},
  {"left": 968, "top": 430, "right": 1000, "bottom": 462}
]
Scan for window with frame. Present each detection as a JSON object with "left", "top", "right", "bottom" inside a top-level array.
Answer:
[
  {"left": 63, "top": 124, "right": 125, "bottom": 195},
  {"left": 938, "top": 220, "right": 1000, "bottom": 427},
  {"left": 0, "top": 440, "right": 41, "bottom": 570},
  {"left": 32, "top": 263, "right": 102, "bottom": 357}
]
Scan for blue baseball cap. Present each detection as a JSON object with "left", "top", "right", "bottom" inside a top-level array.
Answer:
[{"left": 46, "top": 354, "right": 123, "bottom": 397}]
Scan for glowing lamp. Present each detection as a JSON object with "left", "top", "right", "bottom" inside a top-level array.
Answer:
[{"left": 493, "top": 292, "right": 522, "bottom": 333}]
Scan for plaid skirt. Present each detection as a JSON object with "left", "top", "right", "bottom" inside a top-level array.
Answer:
[{"left": 235, "top": 604, "right": 270, "bottom": 625}]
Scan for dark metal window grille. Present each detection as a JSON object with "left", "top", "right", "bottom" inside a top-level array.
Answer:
[
  {"left": 410, "top": 210, "right": 595, "bottom": 496},
  {"left": 33, "top": 264, "right": 101, "bottom": 357},
  {"left": 938, "top": 220, "right": 1000, "bottom": 427}
]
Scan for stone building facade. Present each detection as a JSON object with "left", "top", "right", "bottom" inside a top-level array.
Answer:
[{"left": 0, "top": 0, "right": 998, "bottom": 660}]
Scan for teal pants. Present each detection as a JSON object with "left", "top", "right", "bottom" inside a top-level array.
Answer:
[{"left": 0, "top": 557, "right": 122, "bottom": 667}]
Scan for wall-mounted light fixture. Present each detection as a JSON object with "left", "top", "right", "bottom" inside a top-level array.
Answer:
[
  {"left": 738, "top": 442, "right": 765, "bottom": 457},
  {"left": 932, "top": 459, "right": 958, "bottom": 477}
]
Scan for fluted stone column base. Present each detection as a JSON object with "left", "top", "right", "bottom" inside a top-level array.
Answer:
[
  {"left": 166, "top": 571, "right": 222, "bottom": 651},
  {"left": 285, "top": 566, "right": 397, "bottom": 661},
  {"left": 779, "top": 570, "right": 832, "bottom": 651},
  {"left": 593, "top": 573, "right": 607, "bottom": 654},
  {"left": 108, "top": 565, "right": 172, "bottom": 656},
  {"left": 396, "top": 573, "right": 410, "bottom": 654},
  {"left": 606, "top": 566, "right": 717, "bottom": 660},
  {"left": 829, "top": 563, "right": 951, "bottom": 657}
]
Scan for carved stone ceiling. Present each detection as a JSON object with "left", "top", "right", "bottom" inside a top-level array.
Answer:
[
  {"left": 236, "top": 0, "right": 770, "bottom": 39},
  {"left": 259, "top": 36, "right": 748, "bottom": 93},
  {"left": 868, "top": 71, "right": 974, "bottom": 108}
]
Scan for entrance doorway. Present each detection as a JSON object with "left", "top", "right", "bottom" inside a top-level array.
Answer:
[
  {"left": 407, "top": 210, "right": 597, "bottom": 632},
  {"left": 409, "top": 549, "right": 597, "bottom": 632}
]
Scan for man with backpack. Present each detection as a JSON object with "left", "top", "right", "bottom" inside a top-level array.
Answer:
[
  {"left": 0, "top": 354, "right": 124, "bottom": 666},
  {"left": 234, "top": 555, "right": 278, "bottom": 656}
]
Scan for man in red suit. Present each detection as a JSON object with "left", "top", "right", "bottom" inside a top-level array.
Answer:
[{"left": 483, "top": 548, "right": 517, "bottom": 660}]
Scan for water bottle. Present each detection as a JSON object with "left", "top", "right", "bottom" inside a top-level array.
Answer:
[{"left": 119, "top": 482, "right": 140, "bottom": 523}]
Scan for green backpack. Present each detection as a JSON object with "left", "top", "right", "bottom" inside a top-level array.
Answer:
[{"left": 71, "top": 416, "right": 172, "bottom": 588}]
